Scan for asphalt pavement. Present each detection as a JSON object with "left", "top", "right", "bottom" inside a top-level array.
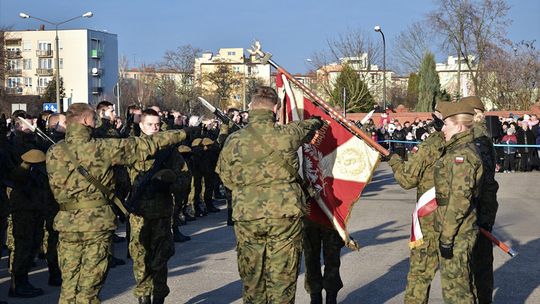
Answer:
[{"left": 1, "top": 163, "right": 539, "bottom": 303}]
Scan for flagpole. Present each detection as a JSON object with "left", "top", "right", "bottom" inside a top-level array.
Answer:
[{"left": 267, "top": 57, "right": 389, "bottom": 156}]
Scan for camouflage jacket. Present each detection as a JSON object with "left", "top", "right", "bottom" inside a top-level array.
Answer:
[
  {"left": 471, "top": 121, "right": 499, "bottom": 229},
  {"left": 434, "top": 130, "right": 483, "bottom": 245},
  {"left": 127, "top": 133, "right": 190, "bottom": 219},
  {"left": 216, "top": 109, "right": 321, "bottom": 221},
  {"left": 93, "top": 118, "right": 120, "bottom": 138},
  {"left": 388, "top": 131, "right": 445, "bottom": 199},
  {"left": 46, "top": 123, "right": 186, "bottom": 232}
]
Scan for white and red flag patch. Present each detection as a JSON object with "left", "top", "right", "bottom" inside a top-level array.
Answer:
[
  {"left": 455, "top": 156, "right": 464, "bottom": 163},
  {"left": 409, "top": 187, "right": 438, "bottom": 249},
  {"left": 276, "top": 72, "right": 380, "bottom": 249}
]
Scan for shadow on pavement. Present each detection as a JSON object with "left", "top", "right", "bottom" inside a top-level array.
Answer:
[{"left": 185, "top": 279, "right": 243, "bottom": 304}]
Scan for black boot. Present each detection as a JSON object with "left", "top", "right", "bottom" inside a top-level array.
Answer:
[
  {"left": 194, "top": 202, "right": 206, "bottom": 217},
  {"left": 8, "top": 275, "right": 44, "bottom": 298},
  {"left": 310, "top": 292, "right": 323, "bottom": 304},
  {"left": 109, "top": 255, "right": 126, "bottom": 268},
  {"left": 138, "top": 295, "right": 151, "bottom": 304},
  {"left": 206, "top": 200, "right": 220, "bottom": 213},
  {"left": 177, "top": 212, "right": 186, "bottom": 226},
  {"left": 326, "top": 291, "right": 338, "bottom": 304},
  {"left": 184, "top": 207, "right": 196, "bottom": 221},
  {"left": 112, "top": 233, "right": 126, "bottom": 243},
  {"left": 48, "top": 271, "right": 62, "bottom": 287},
  {"left": 153, "top": 296, "right": 165, "bottom": 304},
  {"left": 172, "top": 226, "right": 191, "bottom": 243}
]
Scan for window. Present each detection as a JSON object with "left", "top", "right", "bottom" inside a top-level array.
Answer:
[
  {"left": 38, "top": 77, "right": 51, "bottom": 87},
  {"left": 59, "top": 58, "right": 63, "bottom": 69},
  {"left": 227, "top": 51, "right": 236, "bottom": 56},
  {"left": 23, "top": 40, "right": 32, "bottom": 51},
  {"left": 23, "top": 59, "right": 32, "bottom": 70},
  {"left": 7, "top": 77, "right": 22, "bottom": 88},
  {"left": 39, "top": 58, "right": 53, "bottom": 69},
  {"left": 8, "top": 60, "right": 21, "bottom": 70},
  {"left": 24, "top": 77, "right": 32, "bottom": 87},
  {"left": 232, "top": 66, "right": 241, "bottom": 73},
  {"left": 371, "top": 74, "right": 375, "bottom": 84},
  {"left": 38, "top": 41, "right": 52, "bottom": 50}
]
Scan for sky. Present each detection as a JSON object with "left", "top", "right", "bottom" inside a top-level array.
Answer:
[{"left": 1, "top": 0, "right": 539, "bottom": 74}]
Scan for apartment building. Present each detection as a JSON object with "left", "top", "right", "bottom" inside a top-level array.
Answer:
[
  {"left": 3, "top": 28, "right": 118, "bottom": 110},
  {"left": 194, "top": 48, "right": 271, "bottom": 109},
  {"left": 436, "top": 55, "right": 476, "bottom": 98}
]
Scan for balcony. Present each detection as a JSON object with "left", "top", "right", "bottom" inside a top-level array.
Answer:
[
  {"left": 36, "top": 68, "right": 54, "bottom": 76},
  {"left": 6, "top": 50, "right": 22, "bottom": 59},
  {"left": 36, "top": 49, "right": 53, "bottom": 57},
  {"left": 6, "top": 87, "right": 23, "bottom": 95},
  {"left": 7, "top": 68, "right": 22, "bottom": 76},
  {"left": 91, "top": 68, "right": 103, "bottom": 76},
  {"left": 5, "top": 39, "right": 22, "bottom": 47},
  {"left": 92, "top": 86, "right": 103, "bottom": 95},
  {"left": 90, "top": 49, "right": 103, "bottom": 58}
]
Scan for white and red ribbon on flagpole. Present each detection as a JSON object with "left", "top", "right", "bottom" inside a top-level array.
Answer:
[{"left": 409, "top": 187, "right": 438, "bottom": 249}]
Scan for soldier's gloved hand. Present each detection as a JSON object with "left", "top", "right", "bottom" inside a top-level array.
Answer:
[
  {"left": 478, "top": 223, "right": 493, "bottom": 232},
  {"left": 310, "top": 116, "right": 325, "bottom": 129},
  {"left": 439, "top": 241, "right": 454, "bottom": 259}
]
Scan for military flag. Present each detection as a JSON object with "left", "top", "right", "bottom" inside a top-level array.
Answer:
[{"left": 276, "top": 72, "right": 381, "bottom": 249}]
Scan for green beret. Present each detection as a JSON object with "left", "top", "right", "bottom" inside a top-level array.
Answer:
[
  {"left": 152, "top": 169, "right": 176, "bottom": 183},
  {"left": 21, "top": 149, "right": 46, "bottom": 164},
  {"left": 441, "top": 102, "right": 475, "bottom": 120},
  {"left": 460, "top": 96, "right": 485, "bottom": 112}
]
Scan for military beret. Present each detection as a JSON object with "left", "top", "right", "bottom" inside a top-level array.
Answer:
[
  {"left": 201, "top": 138, "right": 214, "bottom": 146},
  {"left": 434, "top": 101, "right": 451, "bottom": 113},
  {"left": 191, "top": 138, "right": 202, "bottom": 147},
  {"left": 460, "top": 96, "right": 485, "bottom": 112},
  {"left": 441, "top": 102, "right": 475, "bottom": 120},
  {"left": 178, "top": 145, "right": 192, "bottom": 153},
  {"left": 21, "top": 149, "right": 46, "bottom": 164},
  {"left": 152, "top": 169, "right": 176, "bottom": 183}
]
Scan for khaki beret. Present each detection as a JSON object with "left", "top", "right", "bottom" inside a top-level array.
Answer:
[
  {"left": 201, "top": 138, "right": 214, "bottom": 146},
  {"left": 191, "top": 138, "right": 202, "bottom": 147},
  {"left": 434, "top": 101, "right": 451, "bottom": 113},
  {"left": 460, "top": 96, "right": 485, "bottom": 112},
  {"left": 152, "top": 169, "right": 176, "bottom": 183},
  {"left": 178, "top": 145, "right": 192, "bottom": 153},
  {"left": 441, "top": 102, "right": 475, "bottom": 120},
  {"left": 21, "top": 149, "right": 46, "bottom": 164}
]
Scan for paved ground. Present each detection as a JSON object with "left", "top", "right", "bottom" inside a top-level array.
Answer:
[{"left": 1, "top": 163, "right": 539, "bottom": 303}]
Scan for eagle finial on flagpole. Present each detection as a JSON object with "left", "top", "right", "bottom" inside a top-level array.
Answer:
[{"left": 248, "top": 40, "right": 272, "bottom": 64}]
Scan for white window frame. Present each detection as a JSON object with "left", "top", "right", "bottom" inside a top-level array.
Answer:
[{"left": 23, "top": 59, "right": 32, "bottom": 70}]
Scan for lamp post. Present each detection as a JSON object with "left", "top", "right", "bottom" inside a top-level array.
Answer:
[
  {"left": 19, "top": 11, "right": 93, "bottom": 113},
  {"left": 374, "top": 25, "right": 386, "bottom": 111}
]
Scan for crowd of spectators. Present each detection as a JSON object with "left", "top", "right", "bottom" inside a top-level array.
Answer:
[{"left": 355, "top": 113, "right": 540, "bottom": 172}]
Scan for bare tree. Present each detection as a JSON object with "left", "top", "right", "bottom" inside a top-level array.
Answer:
[
  {"left": 161, "top": 45, "right": 201, "bottom": 73},
  {"left": 392, "top": 21, "right": 435, "bottom": 75},
  {"left": 203, "top": 62, "right": 243, "bottom": 110},
  {"left": 428, "top": 0, "right": 511, "bottom": 98}
]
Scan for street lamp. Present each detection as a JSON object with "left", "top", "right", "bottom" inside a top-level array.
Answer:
[
  {"left": 374, "top": 25, "right": 386, "bottom": 111},
  {"left": 20, "top": 11, "right": 93, "bottom": 112}
]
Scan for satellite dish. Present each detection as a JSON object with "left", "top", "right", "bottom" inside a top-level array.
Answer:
[{"left": 91, "top": 67, "right": 98, "bottom": 74}]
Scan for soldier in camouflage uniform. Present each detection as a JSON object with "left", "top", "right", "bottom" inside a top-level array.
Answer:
[
  {"left": 127, "top": 109, "right": 191, "bottom": 304},
  {"left": 461, "top": 96, "right": 499, "bottom": 304},
  {"left": 435, "top": 102, "right": 483, "bottom": 303},
  {"left": 46, "top": 103, "right": 187, "bottom": 304},
  {"left": 192, "top": 137, "right": 221, "bottom": 214},
  {"left": 303, "top": 219, "right": 344, "bottom": 304},
  {"left": 388, "top": 104, "right": 447, "bottom": 304},
  {"left": 217, "top": 86, "right": 322, "bottom": 303}
]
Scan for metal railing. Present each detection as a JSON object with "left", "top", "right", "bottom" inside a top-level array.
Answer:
[
  {"left": 36, "top": 68, "right": 54, "bottom": 75},
  {"left": 36, "top": 49, "right": 53, "bottom": 57}
]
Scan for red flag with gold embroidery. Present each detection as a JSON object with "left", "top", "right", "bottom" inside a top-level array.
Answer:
[{"left": 276, "top": 72, "right": 380, "bottom": 249}]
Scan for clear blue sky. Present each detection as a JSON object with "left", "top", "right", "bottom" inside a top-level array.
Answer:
[{"left": 1, "top": 0, "right": 539, "bottom": 74}]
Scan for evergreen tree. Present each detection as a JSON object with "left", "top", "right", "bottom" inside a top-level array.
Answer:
[
  {"left": 415, "top": 52, "right": 441, "bottom": 112},
  {"left": 406, "top": 72, "right": 419, "bottom": 109},
  {"left": 328, "top": 64, "right": 374, "bottom": 113},
  {"left": 42, "top": 76, "right": 66, "bottom": 103}
]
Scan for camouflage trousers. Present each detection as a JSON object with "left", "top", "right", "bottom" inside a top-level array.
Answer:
[
  {"left": 472, "top": 231, "right": 494, "bottom": 304},
  {"left": 129, "top": 215, "right": 174, "bottom": 298},
  {"left": 58, "top": 230, "right": 112, "bottom": 304},
  {"left": 11, "top": 210, "right": 44, "bottom": 276},
  {"left": 303, "top": 219, "right": 344, "bottom": 294},
  {"left": 404, "top": 234, "right": 439, "bottom": 304},
  {"left": 439, "top": 231, "right": 478, "bottom": 304},
  {"left": 234, "top": 217, "right": 303, "bottom": 304}
]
